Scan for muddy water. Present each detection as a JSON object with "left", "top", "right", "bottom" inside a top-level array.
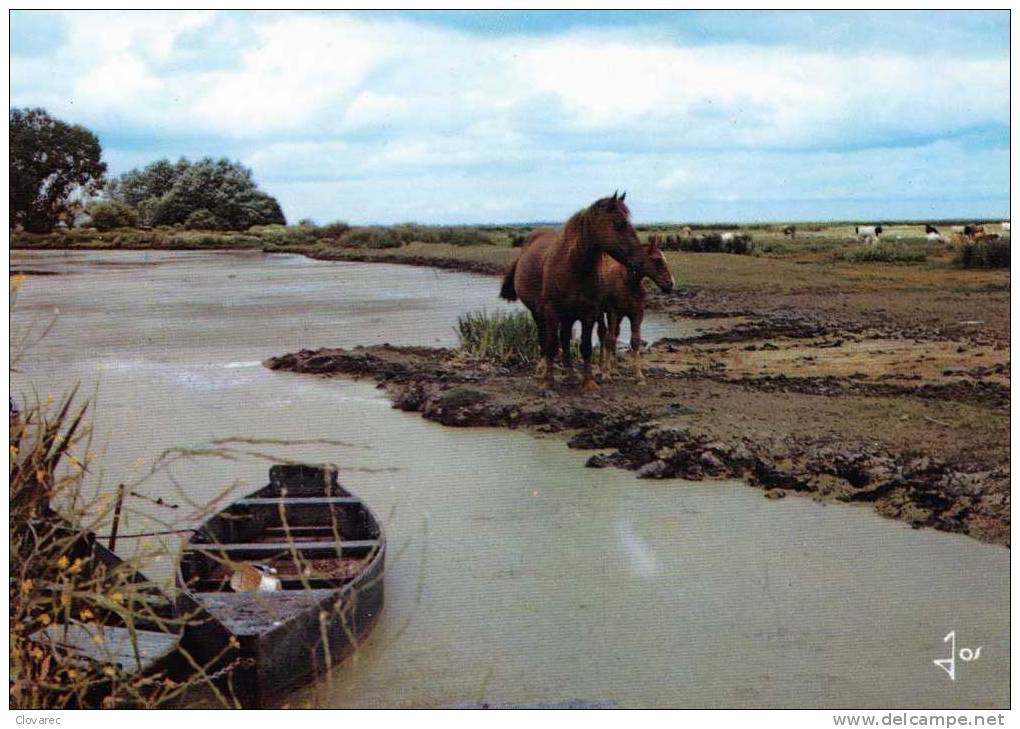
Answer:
[{"left": 11, "top": 250, "right": 1008, "bottom": 709}]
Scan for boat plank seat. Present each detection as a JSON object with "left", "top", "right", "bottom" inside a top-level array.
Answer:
[
  {"left": 184, "top": 539, "right": 379, "bottom": 560},
  {"left": 234, "top": 496, "right": 361, "bottom": 507},
  {"left": 196, "top": 590, "right": 340, "bottom": 635},
  {"left": 30, "top": 624, "right": 178, "bottom": 671}
]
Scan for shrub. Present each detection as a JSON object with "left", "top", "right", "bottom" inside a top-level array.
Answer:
[
  {"left": 316, "top": 221, "right": 351, "bottom": 239},
  {"left": 844, "top": 242, "right": 927, "bottom": 263},
  {"left": 87, "top": 201, "right": 139, "bottom": 231},
  {"left": 337, "top": 227, "right": 405, "bottom": 249},
  {"left": 672, "top": 233, "right": 754, "bottom": 255},
  {"left": 247, "top": 224, "right": 317, "bottom": 247},
  {"left": 183, "top": 208, "right": 226, "bottom": 230},
  {"left": 457, "top": 309, "right": 541, "bottom": 367},
  {"left": 954, "top": 240, "right": 1010, "bottom": 269}
]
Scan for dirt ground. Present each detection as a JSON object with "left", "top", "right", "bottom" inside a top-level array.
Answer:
[{"left": 266, "top": 275, "right": 1010, "bottom": 546}]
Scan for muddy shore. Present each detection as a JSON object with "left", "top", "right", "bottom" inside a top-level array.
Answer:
[{"left": 267, "top": 276, "right": 1009, "bottom": 546}]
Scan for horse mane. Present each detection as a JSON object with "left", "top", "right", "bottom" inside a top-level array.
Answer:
[{"left": 561, "top": 196, "right": 631, "bottom": 265}]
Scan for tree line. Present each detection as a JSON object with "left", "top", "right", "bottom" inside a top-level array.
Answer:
[{"left": 9, "top": 108, "right": 286, "bottom": 233}]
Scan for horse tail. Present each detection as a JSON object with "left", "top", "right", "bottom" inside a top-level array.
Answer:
[{"left": 499, "top": 259, "right": 519, "bottom": 301}]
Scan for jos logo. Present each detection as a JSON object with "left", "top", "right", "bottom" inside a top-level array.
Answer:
[{"left": 933, "top": 630, "right": 982, "bottom": 681}]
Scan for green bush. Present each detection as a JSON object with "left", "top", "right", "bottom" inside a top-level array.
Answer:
[
  {"left": 954, "top": 240, "right": 1010, "bottom": 269},
  {"left": 670, "top": 233, "right": 753, "bottom": 255},
  {"left": 87, "top": 201, "right": 138, "bottom": 231},
  {"left": 316, "top": 221, "right": 351, "bottom": 239},
  {"left": 844, "top": 242, "right": 927, "bottom": 263},
  {"left": 183, "top": 208, "right": 226, "bottom": 230},
  {"left": 337, "top": 227, "right": 405, "bottom": 249}
]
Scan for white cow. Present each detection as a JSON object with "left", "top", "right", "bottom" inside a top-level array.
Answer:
[{"left": 855, "top": 225, "right": 883, "bottom": 245}]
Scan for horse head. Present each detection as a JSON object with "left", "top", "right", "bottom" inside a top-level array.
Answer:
[
  {"left": 583, "top": 192, "right": 645, "bottom": 281},
  {"left": 642, "top": 237, "right": 675, "bottom": 293}
]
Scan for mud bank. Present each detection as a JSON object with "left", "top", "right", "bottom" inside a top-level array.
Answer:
[{"left": 267, "top": 306, "right": 1009, "bottom": 546}]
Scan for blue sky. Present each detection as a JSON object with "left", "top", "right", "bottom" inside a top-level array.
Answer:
[{"left": 9, "top": 10, "right": 1010, "bottom": 224}]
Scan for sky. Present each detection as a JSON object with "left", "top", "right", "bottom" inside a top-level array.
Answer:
[{"left": 9, "top": 10, "right": 1011, "bottom": 224}]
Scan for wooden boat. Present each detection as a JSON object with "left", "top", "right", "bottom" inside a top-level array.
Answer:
[
  {"left": 177, "top": 464, "right": 385, "bottom": 708},
  {"left": 26, "top": 529, "right": 189, "bottom": 707}
]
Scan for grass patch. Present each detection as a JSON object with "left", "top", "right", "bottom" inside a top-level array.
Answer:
[
  {"left": 842, "top": 242, "right": 928, "bottom": 263},
  {"left": 953, "top": 240, "right": 1010, "bottom": 269},
  {"left": 457, "top": 309, "right": 541, "bottom": 367},
  {"left": 456, "top": 308, "right": 584, "bottom": 367}
]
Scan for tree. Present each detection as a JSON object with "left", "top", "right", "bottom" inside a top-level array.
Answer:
[
  {"left": 10, "top": 108, "right": 106, "bottom": 233},
  {"left": 109, "top": 157, "right": 286, "bottom": 230},
  {"left": 87, "top": 201, "right": 138, "bottom": 231}
]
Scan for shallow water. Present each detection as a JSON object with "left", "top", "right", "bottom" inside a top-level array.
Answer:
[{"left": 10, "top": 250, "right": 1009, "bottom": 709}]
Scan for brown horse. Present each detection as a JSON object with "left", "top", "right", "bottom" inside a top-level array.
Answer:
[
  {"left": 597, "top": 237, "right": 675, "bottom": 383},
  {"left": 499, "top": 193, "right": 646, "bottom": 392}
]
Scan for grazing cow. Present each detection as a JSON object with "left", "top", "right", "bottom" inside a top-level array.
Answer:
[
  {"left": 720, "top": 232, "right": 735, "bottom": 244},
  {"left": 855, "top": 225, "right": 883, "bottom": 244},
  {"left": 963, "top": 224, "right": 986, "bottom": 238},
  {"left": 1001, "top": 221, "right": 1010, "bottom": 232},
  {"left": 783, "top": 225, "right": 797, "bottom": 239},
  {"left": 925, "top": 224, "right": 939, "bottom": 235},
  {"left": 682, "top": 226, "right": 693, "bottom": 238}
]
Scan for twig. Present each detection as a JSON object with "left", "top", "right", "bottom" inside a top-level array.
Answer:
[{"left": 923, "top": 415, "right": 954, "bottom": 428}]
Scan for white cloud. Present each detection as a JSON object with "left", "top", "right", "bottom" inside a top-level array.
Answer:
[{"left": 9, "top": 10, "right": 1008, "bottom": 222}]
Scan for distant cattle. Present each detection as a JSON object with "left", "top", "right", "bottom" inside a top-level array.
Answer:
[
  {"left": 855, "top": 225, "right": 883, "bottom": 244},
  {"left": 925, "top": 224, "right": 939, "bottom": 235},
  {"left": 720, "top": 232, "right": 735, "bottom": 244},
  {"left": 963, "top": 224, "right": 985, "bottom": 238},
  {"left": 1001, "top": 221, "right": 1010, "bottom": 232},
  {"left": 783, "top": 225, "right": 797, "bottom": 239},
  {"left": 682, "top": 226, "right": 693, "bottom": 238}
]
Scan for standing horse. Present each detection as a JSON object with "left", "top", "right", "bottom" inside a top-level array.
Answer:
[
  {"left": 597, "top": 237, "right": 675, "bottom": 383},
  {"left": 499, "top": 193, "right": 646, "bottom": 392}
]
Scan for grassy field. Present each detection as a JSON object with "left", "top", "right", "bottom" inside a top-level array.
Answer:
[{"left": 11, "top": 219, "right": 1010, "bottom": 295}]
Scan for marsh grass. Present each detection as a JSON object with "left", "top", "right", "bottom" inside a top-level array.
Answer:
[
  {"left": 456, "top": 309, "right": 584, "bottom": 368},
  {"left": 954, "top": 239, "right": 1010, "bottom": 269},
  {"left": 842, "top": 242, "right": 929, "bottom": 263}
]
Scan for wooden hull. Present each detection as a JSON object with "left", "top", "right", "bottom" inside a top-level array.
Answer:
[
  {"left": 178, "top": 464, "right": 385, "bottom": 708},
  {"left": 25, "top": 532, "right": 188, "bottom": 707}
]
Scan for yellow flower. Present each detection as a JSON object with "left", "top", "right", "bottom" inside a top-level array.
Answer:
[
  {"left": 79, "top": 608, "right": 94, "bottom": 621},
  {"left": 68, "top": 558, "right": 85, "bottom": 575},
  {"left": 56, "top": 555, "right": 69, "bottom": 570},
  {"left": 67, "top": 669, "right": 79, "bottom": 680},
  {"left": 20, "top": 579, "right": 33, "bottom": 594},
  {"left": 39, "top": 613, "right": 51, "bottom": 626},
  {"left": 228, "top": 635, "right": 240, "bottom": 649},
  {"left": 93, "top": 633, "right": 104, "bottom": 646},
  {"left": 103, "top": 665, "right": 116, "bottom": 677},
  {"left": 30, "top": 646, "right": 44, "bottom": 661},
  {"left": 110, "top": 592, "right": 124, "bottom": 604}
]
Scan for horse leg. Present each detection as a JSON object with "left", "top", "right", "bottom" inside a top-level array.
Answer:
[
  {"left": 630, "top": 310, "right": 645, "bottom": 383},
  {"left": 602, "top": 311, "right": 618, "bottom": 382},
  {"left": 542, "top": 309, "right": 559, "bottom": 390},
  {"left": 603, "top": 309, "right": 620, "bottom": 379},
  {"left": 596, "top": 315, "right": 607, "bottom": 372},
  {"left": 559, "top": 319, "right": 574, "bottom": 374},
  {"left": 532, "top": 310, "right": 547, "bottom": 379},
  {"left": 579, "top": 317, "right": 599, "bottom": 393}
]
